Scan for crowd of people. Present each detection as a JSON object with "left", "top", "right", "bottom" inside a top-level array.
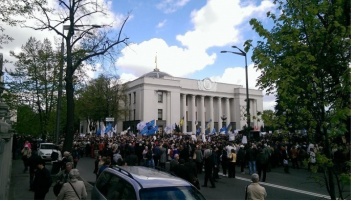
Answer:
[{"left": 13, "top": 130, "right": 350, "bottom": 200}]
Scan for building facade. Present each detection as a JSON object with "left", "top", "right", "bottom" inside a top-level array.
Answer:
[{"left": 120, "top": 67, "right": 264, "bottom": 134}]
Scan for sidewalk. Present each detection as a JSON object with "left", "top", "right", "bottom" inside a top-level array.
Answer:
[{"left": 9, "top": 159, "right": 92, "bottom": 200}]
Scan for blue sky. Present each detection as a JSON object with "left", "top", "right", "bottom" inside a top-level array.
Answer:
[
  {"left": 2, "top": 0, "right": 277, "bottom": 110},
  {"left": 110, "top": 0, "right": 277, "bottom": 110}
]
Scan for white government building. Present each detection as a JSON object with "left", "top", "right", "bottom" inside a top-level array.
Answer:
[
  {"left": 114, "top": 66, "right": 264, "bottom": 135},
  {"left": 80, "top": 65, "right": 264, "bottom": 135}
]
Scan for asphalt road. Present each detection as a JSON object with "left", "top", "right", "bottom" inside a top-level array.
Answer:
[{"left": 75, "top": 157, "right": 342, "bottom": 200}]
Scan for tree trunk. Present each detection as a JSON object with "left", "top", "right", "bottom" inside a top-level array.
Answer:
[
  {"left": 63, "top": 65, "right": 75, "bottom": 153},
  {"left": 323, "top": 127, "right": 336, "bottom": 199}
]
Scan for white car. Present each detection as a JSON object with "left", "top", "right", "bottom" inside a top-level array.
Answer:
[{"left": 38, "top": 143, "right": 56, "bottom": 161}]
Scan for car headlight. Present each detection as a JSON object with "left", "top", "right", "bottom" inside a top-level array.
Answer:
[{"left": 38, "top": 151, "right": 44, "bottom": 156}]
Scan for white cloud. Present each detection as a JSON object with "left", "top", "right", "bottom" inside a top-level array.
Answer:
[
  {"left": 156, "top": 0, "right": 191, "bottom": 14},
  {"left": 116, "top": 38, "right": 216, "bottom": 77},
  {"left": 176, "top": 0, "right": 274, "bottom": 50},
  {"left": 119, "top": 73, "right": 138, "bottom": 83},
  {"left": 156, "top": 20, "right": 167, "bottom": 28},
  {"left": 210, "top": 63, "right": 276, "bottom": 111}
]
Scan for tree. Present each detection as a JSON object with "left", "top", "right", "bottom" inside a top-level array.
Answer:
[
  {"left": 20, "top": 0, "right": 130, "bottom": 152},
  {"left": 247, "top": 0, "right": 350, "bottom": 199},
  {"left": 75, "top": 74, "right": 128, "bottom": 133},
  {"left": 261, "top": 109, "right": 276, "bottom": 132},
  {"left": 5, "top": 37, "right": 58, "bottom": 139},
  {"left": 0, "top": 0, "right": 34, "bottom": 48}
]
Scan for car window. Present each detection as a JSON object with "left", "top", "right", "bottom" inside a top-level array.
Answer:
[
  {"left": 139, "top": 186, "right": 205, "bottom": 200},
  {"left": 96, "top": 171, "right": 137, "bottom": 200},
  {"left": 96, "top": 171, "right": 112, "bottom": 197},
  {"left": 40, "top": 144, "right": 55, "bottom": 149}
]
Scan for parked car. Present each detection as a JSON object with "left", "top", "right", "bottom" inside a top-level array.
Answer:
[
  {"left": 37, "top": 143, "right": 56, "bottom": 161},
  {"left": 92, "top": 165, "right": 205, "bottom": 200}
]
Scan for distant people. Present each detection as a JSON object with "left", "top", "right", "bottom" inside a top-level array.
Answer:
[
  {"left": 237, "top": 145, "right": 246, "bottom": 174},
  {"left": 98, "top": 158, "right": 111, "bottom": 176},
  {"left": 32, "top": 160, "right": 52, "bottom": 200},
  {"left": 170, "top": 154, "right": 180, "bottom": 172},
  {"left": 228, "top": 149, "right": 237, "bottom": 178},
  {"left": 256, "top": 144, "right": 269, "bottom": 182},
  {"left": 21, "top": 144, "right": 32, "bottom": 173},
  {"left": 57, "top": 169, "right": 87, "bottom": 200},
  {"left": 125, "top": 149, "right": 138, "bottom": 166},
  {"left": 53, "top": 162, "right": 73, "bottom": 196},
  {"left": 61, "top": 151, "right": 73, "bottom": 170},
  {"left": 72, "top": 147, "right": 80, "bottom": 168},
  {"left": 193, "top": 145, "right": 203, "bottom": 174},
  {"left": 202, "top": 148, "right": 216, "bottom": 188},
  {"left": 159, "top": 143, "right": 168, "bottom": 169},
  {"left": 221, "top": 147, "right": 229, "bottom": 176},
  {"left": 246, "top": 144, "right": 257, "bottom": 175},
  {"left": 246, "top": 173, "right": 267, "bottom": 200},
  {"left": 308, "top": 148, "right": 316, "bottom": 171},
  {"left": 28, "top": 151, "right": 41, "bottom": 191}
]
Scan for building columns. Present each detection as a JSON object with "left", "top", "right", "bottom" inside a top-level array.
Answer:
[
  {"left": 226, "top": 98, "right": 230, "bottom": 127},
  {"left": 182, "top": 94, "right": 187, "bottom": 133},
  {"left": 191, "top": 95, "right": 196, "bottom": 134},
  {"left": 218, "top": 97, "right": 222, "bottom": 131},
  {"left": 200, "top": 96, "right": 205, "bottom": 133},
  {"left": 167, "top": 91, "right": 171, "bottom": 126},
  {"left": 209, "top": 96, "right": 214, "bottom": 133}
]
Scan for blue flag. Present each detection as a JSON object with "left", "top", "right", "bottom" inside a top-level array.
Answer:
[{"left": 196, "top": 127, "right": 201, "bottom": 136}]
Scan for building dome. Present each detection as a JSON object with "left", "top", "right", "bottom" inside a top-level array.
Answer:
[{"left": 140, "top": 68, "right": 172, "bottom": 79}]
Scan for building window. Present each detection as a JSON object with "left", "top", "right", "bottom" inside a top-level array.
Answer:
[
  {"left": 158, "top": 109, "right": 163, "bottom": 120},
  {"left": 133, "top": 92, "right": 136, "bottom": 104},
  {"left": 133, "top": 109, "right": 136, "bottom": 120},
  {"left": 158, "top": 91, "right": 163, "bottom": 103},
  {"left": 128, "top": 94, "right": 131, "bottom": 105}
]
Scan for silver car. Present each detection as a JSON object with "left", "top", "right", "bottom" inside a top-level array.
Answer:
[{"left": 92, "top": 166, "right": 205, "bottom": 200}]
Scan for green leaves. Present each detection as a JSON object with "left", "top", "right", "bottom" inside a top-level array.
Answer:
[{"left": 248, "top": 0, "right": 350, "bottom": 199}]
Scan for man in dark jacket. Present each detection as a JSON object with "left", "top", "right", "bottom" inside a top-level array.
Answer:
[
  {"left": 32, "top": 160, "right": 52, "bottom": 200},
  {"left": 202, "top": 148, "right": 216, "bottom": 188},
  {"left": 237, "top": 145, "right": 246, "bottom": 174}
]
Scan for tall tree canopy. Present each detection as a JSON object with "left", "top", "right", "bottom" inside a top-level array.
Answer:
[
  {"left": 18, "top": 0, "right": 130, "bottom": 151},
  {"left": 247, "top": 0, "right": 350, "bottom": 199},
  {"left": 75, "top": 74, "right": 128, "bottom": 131},
  {"left": 5, "top": 37, "right": 58, "bottom": 138}
]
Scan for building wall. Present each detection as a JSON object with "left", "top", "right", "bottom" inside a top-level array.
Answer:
[{"left": 123, "top": 75, "right": 264, "bottom": 134}]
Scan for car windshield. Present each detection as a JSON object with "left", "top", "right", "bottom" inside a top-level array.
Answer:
[
  {"left": 40, "top": 144, "right": 55, "bottom": 149},
  {"left": 139, "top": 186, "right": 205, "bottom": 200}
]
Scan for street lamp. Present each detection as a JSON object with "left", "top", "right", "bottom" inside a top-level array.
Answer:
[
  {"left": 55, "top": 24, "right": 105, "bottom": 144},
  {"left": 221, "top": 114, "right": 227, "bottom": 127},
  {"left": 221, "top": 46, "right": 251, "bottom": 139}
]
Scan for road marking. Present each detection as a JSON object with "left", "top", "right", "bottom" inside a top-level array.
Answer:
[{"left": 222, "top": 173, "right": 331, "bottom": 199}]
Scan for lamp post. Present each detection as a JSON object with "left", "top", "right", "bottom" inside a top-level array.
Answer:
[
  {"left": 55, "top": 24, "right": 104, "bottom": 144},
  {"left": 221, "top": 46, "right": 250, "bottom": 139},
  {"left": 221, "top": 114, "right": 227, "bottom": 127}
]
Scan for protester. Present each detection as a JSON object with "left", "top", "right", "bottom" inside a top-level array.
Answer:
[
  {"left": 246, "top": 173, "right": 267, "bottom": 200},
  {"left": 202, "top": 147, "right": 216, "bottom": 188},
  {"left": 256, "top": 144, "right": 269, "bottom": 182},
  {"left": 32, "top": 159, "right": 52, "bottom": 200},
  {"left": 308, "top": 148, "right": 316, "bottom": 171},
  {"left": 237, "top": 144, "right": 246, "bottom": 174},
  {"left": 21, "top": 145, "right": 32, "bottom": 173},
  {"left": 57, "top": 169, "right": 87, "bottom": 200},
  {"left": 228, "top": 149, "right": 237, "bottom": 178},
  {"left": 193, "top": 145, "right": 203, "bottom": 174},
  {"left": 54, "top": 162, "right": 73, "bottom": 196}
]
